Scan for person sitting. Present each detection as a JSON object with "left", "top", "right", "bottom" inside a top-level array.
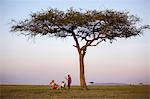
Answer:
[
  {"left": 50, "top": 80, "right": 59, "bottom": 89},
  {"left": 60, "top": 81, "right": 66, "bottom": 89}
]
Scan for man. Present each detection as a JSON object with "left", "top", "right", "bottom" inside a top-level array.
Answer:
[{"left": 66, "top": 75, "right": 72, "bottom": 89}]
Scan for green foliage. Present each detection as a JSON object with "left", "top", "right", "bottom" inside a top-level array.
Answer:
[{"left": 11, "top": 8, "right": 149, "bottom": 43}]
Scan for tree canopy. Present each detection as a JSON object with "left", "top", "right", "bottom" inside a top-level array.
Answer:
[{"left": 11, "top": 8, "right": 149, "bottom": 45}]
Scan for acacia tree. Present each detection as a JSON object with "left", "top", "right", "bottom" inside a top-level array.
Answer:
[{"left": 11, "top": 8, "right": 149, "bottom": 89}]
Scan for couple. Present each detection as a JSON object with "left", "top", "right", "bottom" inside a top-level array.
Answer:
[{"left": 50, "top": 74, "right": 72, "bottom": 89}]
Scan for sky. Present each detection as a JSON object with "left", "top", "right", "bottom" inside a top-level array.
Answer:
[{"left": 0, "top": 0, "right": 150, "bottom": 85}]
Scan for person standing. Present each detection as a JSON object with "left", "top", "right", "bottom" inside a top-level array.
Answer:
[{"left": 66, "top": 74, "right": 72, "bottom": 89}]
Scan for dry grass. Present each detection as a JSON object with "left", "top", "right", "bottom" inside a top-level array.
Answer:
[{"left": 0, "top": 85, "right": 149, "bottom": 99}]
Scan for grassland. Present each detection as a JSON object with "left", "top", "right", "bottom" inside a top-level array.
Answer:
[{"left": 0, "top": 85, "right": 149, "bottom": 99}]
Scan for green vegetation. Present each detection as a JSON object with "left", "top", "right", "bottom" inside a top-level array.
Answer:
[{"left": 0, "top": 85, "right": 149, "bottom": 99}]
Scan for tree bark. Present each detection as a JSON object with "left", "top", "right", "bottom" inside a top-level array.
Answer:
[
  {"left": 71, "top": 31, "right": 88, "bottom": 89},
  {"left": 79, "top": 52, "right": 87, "bottom": 90}
]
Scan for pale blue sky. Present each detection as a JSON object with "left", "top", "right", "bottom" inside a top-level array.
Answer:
[{"left": 0, "top": 0, "right": 150, "bottom": 85}]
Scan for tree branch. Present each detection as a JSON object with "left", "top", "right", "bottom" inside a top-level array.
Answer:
[
  {"left": 81, "top": 38, "right": 95, "bottom": 51},
  {"left": 92, "top": 21, "right": 101, "bottom": 37},
  {"left": 71, "top": 31, "right": 81, "bottom": 53},
  {"left": 89, "top": 39, "right": 103, "bottom": 46}
]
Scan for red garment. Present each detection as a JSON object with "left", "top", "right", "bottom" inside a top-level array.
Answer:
[{"left": 52, "top": 85, "right": 58, "bottom": 89}]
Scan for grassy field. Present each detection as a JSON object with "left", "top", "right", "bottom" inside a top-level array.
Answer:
[{"left": 0, "top": 85, "right": 149, "bottom": 99}]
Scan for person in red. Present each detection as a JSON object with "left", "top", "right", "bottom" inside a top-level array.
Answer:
[
  {"left": 66, "top": 74, "right": 72, "bottom": 89},
  {"left": 49, "top": 80, "right": 58, "bottom": 89}
]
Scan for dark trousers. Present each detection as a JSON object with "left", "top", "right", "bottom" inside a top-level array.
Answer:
[{"left": 68, "top": 83, "right": 71, "bottom": 89}]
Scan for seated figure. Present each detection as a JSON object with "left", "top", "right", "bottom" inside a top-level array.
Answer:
[
  {"left": 60, "top": 81, "right": 66, "bottom": 89},
  {"left": 50, "top": 80, "right": 59, "bottom": 89}
]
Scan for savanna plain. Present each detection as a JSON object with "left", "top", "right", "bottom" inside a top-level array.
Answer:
[{"left": 0, "top": 85, "right": 149, "bottom": 99}]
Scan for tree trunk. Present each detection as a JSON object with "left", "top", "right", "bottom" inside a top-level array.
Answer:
[{"left": 79, "top": 53, "right": 87, "bottom": 90}]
